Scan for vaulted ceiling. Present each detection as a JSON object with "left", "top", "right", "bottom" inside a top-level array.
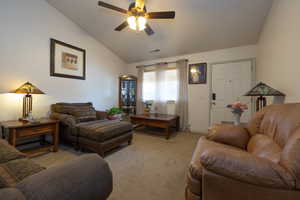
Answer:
[{"left": 46, "top": 0, "right": 273, "bottom": 63}]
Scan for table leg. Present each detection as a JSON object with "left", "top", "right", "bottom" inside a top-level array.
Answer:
[
  {"left": 9, "top": 129, "right": 17, "bottom": 147},
  {"left": 53, "top": 123, "right": 59, "bottom": 152},
  {"left": 176, "top": 117, "right": 180, "bottom": 132},
  {"left": 165, "top": 126, "right": 171, "bottom": 140},
  {"left": 40, "top": 135, "right": 46, "bottom": 145},
  {"left": 1, "top": 126, "right": 5, "bottom": 139}
]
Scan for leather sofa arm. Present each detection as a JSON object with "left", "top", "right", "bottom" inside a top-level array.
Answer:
[
  {"left": 207, "top": 124, "right": 250, "bottom": 149},
  {"left": 96, "top": 110, "right": 108, "bottom": 120},
  {"left": 17, "top": 154, "right": 113, "bottom": 200},
  {"left": 0, "top": 188, "right": 26, "bottom": 200},
  {"left": 50, "top": 112, "right": 76, "bottom": 126},
  {"left": 200, "top": 148, "right": 295, "bottom": 189}
]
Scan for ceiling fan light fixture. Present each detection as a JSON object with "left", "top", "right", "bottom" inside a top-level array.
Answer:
[
  {"left": 98, "top": 0, "right": 175, "bottom": 36},
  {"left": 127, "top": 16, "right": 137, "bottom": 30},
  {"left": 127, "top": 16, "right": 147, "bottom": 31},
  {"left": 137, "top": 16, "right": 147, "bottom": 31}
]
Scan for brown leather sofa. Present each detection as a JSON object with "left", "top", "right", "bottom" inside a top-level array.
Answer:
[
  {"left": 186, "top": 103, "right": 300, "bottom": 200},
  {"left": 50, "top": 102, "right": 133, "bottom": 157}
]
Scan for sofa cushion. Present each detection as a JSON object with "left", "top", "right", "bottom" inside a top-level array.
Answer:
[
  {"left": 53, "top": 105, "right": 75, "bottom": 114},
  {"left": 0, "top": 159, "right": 45, "bottom": 188},
  {"left": 77, "top": 120, "right": 132, "bottom": 142},
  {"left": 71, "top": 109, "right": 97, "bottom": 123},
  {"left": 259, "top": 104, "right": 300, "bottom": 147},
  {"left": 190, "top": 137, "right": 242, "bottom": 179},
  {"left": 200, "top": 146, "right": 294, "bottom": 189},
  {"left": 207, "top": 124, "right": 250, "bottom": 149},
  {"left": 52, "top": 103, "right": 97, "bottom": 123},
  {"left": 52, "top": 103, "right": 93, "bottom": 114},
  {"left": 0, "top": 140, "right": 26, "bottom": 164},
  {"left": 247, "top": 134, "right": 282, "bottom": 163}
]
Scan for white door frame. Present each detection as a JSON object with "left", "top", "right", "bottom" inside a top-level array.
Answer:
[{"left": 208, "top": 58, "right": 256, "bottom": 127}]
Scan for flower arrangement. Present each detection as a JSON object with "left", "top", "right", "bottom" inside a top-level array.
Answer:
[
  {"left": 106, "top": 107, "right": 123, "bottom": 120},
  {"left": 227, "top": 101, "right": 248, "bottom": 125},
  {"left": 143, "top": 100, "right": 154, "bottom": 113},
  {"left": 227, "top": 101, "right": 248, "bottom": 114}
]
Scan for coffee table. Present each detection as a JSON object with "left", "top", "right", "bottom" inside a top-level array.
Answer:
[{"left": 131, "top": 113, "right": 180, "bottom": 139}]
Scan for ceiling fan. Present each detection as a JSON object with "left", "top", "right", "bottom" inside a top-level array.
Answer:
[{"left": 98, "top": 0, "right": 176, "bottom": 36}]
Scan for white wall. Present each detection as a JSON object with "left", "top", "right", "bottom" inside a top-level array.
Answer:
[
  {"left": 257, "top": 0, "right": 300, "bottom": 103},
  {"left": 0, "top": 0, "right": 126, "bottom": 121},
  {"left": 127, "top": 45, "right": 257, "bottom": 133}
]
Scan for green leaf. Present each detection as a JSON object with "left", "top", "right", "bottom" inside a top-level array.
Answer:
[{"left": 106, "top": 107, "right": 123, "bottom": 115}]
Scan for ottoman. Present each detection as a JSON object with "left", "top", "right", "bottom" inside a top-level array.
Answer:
[{"left": 77, "top": 119, "right": 133, "bottom": 157}]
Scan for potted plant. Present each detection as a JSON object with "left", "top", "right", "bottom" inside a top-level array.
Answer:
[{"left": 106, "top": 107, "right": 123, "bottom": 120}]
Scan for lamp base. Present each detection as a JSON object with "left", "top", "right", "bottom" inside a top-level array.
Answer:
[
  {"left": 18, "top": 117, "right": 41, "bottom": 124},
  {"left": 23, "top": 94, "right": 32, "bottom": 119},
  {"left": 256, "top": 96, "right": 267, "bottom": 111}
]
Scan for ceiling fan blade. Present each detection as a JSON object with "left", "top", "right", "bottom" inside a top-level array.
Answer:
[
  {"left": 98, "top": 1, "right": 128, "bottom": 14},
  {"left": 145, "top": 24, "right": 155, "bottom": 36},
  {"left": 135, "top": 0, "right": 145, "bottom": 11},
  {"left": 115, "top": 21, "right": 128, "bottom": 31},
  {"left": 147, "top": 11, "right": 176, "bottom": 19}
]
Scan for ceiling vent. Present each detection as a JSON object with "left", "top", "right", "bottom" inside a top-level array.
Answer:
[{"left": 149, "top": 49, "right": 160, "bottom": 53}]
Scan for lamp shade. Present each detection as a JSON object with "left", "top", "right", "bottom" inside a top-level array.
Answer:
[
  {"left": 244, "top": 82, "right": 285, "bottom": 97},
  {"left": 12, "top": 82, "right": 45, "bottom": 94}
]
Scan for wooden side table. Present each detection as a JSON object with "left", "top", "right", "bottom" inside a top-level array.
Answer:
[{"left": 0, "top": 119, "right": 59, "bottom": 155}]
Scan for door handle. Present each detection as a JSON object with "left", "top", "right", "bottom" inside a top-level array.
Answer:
[{"left": 212, "top": 93, "right": 216, "bottom": 100}]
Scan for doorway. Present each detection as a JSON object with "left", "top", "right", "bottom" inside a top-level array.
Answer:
[{"left": 210, "top": 59, "right": 255, "bottom": 126}]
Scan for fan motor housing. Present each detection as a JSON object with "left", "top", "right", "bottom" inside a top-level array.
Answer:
[{"left": 129, "top": 2, "right": 147, "bottom": 13}]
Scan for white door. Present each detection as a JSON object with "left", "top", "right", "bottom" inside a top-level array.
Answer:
[{"left": 210, "top": 60, "right": 253, "bottom": 126}]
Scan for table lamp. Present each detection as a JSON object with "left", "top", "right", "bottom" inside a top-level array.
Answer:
[
  {"left": 12, "top": 82, "right": 45, "bottom": 121},
  {"left": 244, "top": 82, "right": 285, "bottom": 111}
]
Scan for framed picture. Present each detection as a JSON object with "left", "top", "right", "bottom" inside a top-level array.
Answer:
[
  {"left": 50, "top": 39, "right": 86, "bottom": 80},
  {"left": 189, "top": 63, "right": 207, "bottom": 84}
]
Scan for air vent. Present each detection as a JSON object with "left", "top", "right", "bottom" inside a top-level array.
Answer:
[{"left": 149, "top": 49, "right": 160, "bottom": 53}]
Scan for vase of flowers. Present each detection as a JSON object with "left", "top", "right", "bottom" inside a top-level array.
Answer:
[
  {"left": 106, "top": 107, "right": 123, "bottom": 120},
  {"left": 227, "top": 101, "right": 248, "bottom": 125},
  {"left": 143, "top": 100, "right": 154, "bottom": 114}
]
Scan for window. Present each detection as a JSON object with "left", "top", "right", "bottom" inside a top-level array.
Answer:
[
  {"left": 163, "top": 69, "right": 178, "bottom": 101},
  {"left": 142, "top": 67, "right": 178, "bottom": 102},
  {"left": 143, "top": 71, "right": 156, "bottom": 101}
]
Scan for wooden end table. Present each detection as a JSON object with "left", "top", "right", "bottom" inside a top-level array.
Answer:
[
  {"left": 131, "top": 113, "right": 180, "bottom": 139},
  {"left": 0, "top": 119, "right": 59, "bottom": 155}
]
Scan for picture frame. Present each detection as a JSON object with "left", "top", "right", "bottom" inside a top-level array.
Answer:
[
  {"left": 189, "top": 63, "right": 207, "bottom": 84},
  {"left": 50, "top": 38, "right": 86, "bottom": 80}
]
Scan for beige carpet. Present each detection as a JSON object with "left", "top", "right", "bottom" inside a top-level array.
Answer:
[{"left": 32, "top": 130, "right": 201, "bottom": 200}]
